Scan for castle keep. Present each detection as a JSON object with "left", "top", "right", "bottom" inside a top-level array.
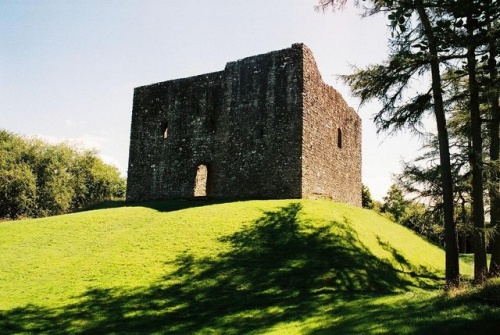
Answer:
[{"left": 126, "top": 43, "right": 362, "bottom": 206}]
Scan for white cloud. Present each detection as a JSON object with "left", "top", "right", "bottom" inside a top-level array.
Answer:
[
  {"left": 64, "top": 119, "right": 75, "bottom": 127},
  {"left": 29, "top": 133, "right": 105, "bottom": 151}
]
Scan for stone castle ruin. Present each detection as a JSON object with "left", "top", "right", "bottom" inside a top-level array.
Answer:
[{"left": 126, "top": 43, "right": 362, "bottom": 206}]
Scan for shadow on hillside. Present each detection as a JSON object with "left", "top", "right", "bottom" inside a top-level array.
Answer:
[
  {"left": 1, "top": 203, "right": 446, "bottom": 334},
  {"left": 376, "top": 236, "right": 442, "bottom": 281},
  {"left": 308, "top": 292, "right": 500, "bottom": 335},
  {"left": 84, "top": 198, "right": 239, "bottom": 213}
]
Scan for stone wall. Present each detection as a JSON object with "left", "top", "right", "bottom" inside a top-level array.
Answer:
[
  {"left": 126, "top": 43, "right": 361, "bottom": 206},
  {"left": 127, "top": 71, "right": 224, "bottom": 201},
  {"left": 127, "top": 45, "right": 304, "bottom": 201},
  {"left": 301, "top": 45, "right": 362, "bottom": 206},
  {"left": 213, "top": 45, "right": 304, "bottom": 199}
]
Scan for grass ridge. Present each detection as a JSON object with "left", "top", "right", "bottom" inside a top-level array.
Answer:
[{"left": 1, "top": 199, "right": 498, "bottom": 334}]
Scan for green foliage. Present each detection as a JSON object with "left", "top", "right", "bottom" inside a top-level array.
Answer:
[
  {"left": 0, "top": 199, "right": 495, "bottom": 334},
  {"left": 382, "top": 184, "right": 410, "bottom": 222},
  {"left": 381, "top": 184, "right": 445, "bottom": 246},
  {"left": 362, "top": 184, "right": 375, "bottom": 209},
  {"left": 0, "top": 163, "right": 37, "bottom": 219},
  {"left": 400, "top": 202, "right": 445, "bottom": 247},
  {"left": 70, "top": 151, "right": 125, "bottom": 211},
  {"left": 0, "top": 129, "right": 125, "bottom": 219}
]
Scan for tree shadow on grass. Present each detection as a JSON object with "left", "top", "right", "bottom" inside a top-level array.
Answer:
[
  {"left": 376, "top": 236, "right": 442, "bottom": 287},
  {"left": 309, "top": 291, "right": 500, "bottom": 335},
  {"left": 0, "top": 203, "right": 458, "bottom": 334}
]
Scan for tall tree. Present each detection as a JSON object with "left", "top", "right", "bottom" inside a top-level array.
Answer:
[
  {"left": 463, "top": 0, "right": 488, "bottom": 283},
  {"left": 414, "top": 0, "right": 461, "bottom": 285},
  {"left": 440, "top": 0, "right": 500, "bottom": 280},
  {"left": 318, "top": 0, "right": 500, "bottom": 285},
  {"left": 317, "top": 0, "right": 460, "bottom": 286},
  {"left": 483, "top": 0, "right": 500, "bottom": 277}
]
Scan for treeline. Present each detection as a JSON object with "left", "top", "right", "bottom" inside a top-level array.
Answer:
[
  {"left": 0, "top": 129, "right": 125, "bottom": 220},
  {"left": 364, "top": 184, "right": 446, "bottom": 249},
  {"left": 320, "top": 0, "right": 499, "bottom": 285}
]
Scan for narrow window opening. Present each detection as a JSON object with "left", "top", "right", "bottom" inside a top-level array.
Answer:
[
  {"left": 162, "top": 123, "right": 169, "bottom": 140},
  {"left": 194, "top": 164, "right": 212, "bottom": 197},
  {"left": 209, "top": 117, "right": 217, "bottom": 134},
  {"left": 337, "top": 128, "right": 342, "bottom": 149},
  {"left": 257, "top": 127, "right": 264, "bottom": 140}
]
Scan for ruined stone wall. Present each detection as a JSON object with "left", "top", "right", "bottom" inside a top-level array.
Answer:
[
  {"left": 126, "top": 71, "right": 225, "bottom": 201},
  {"left": 126, "top": 43, "right": 361, "bottom": 205},
  {"left": 301, "top": 45, "right": 362, "bottom": 206},
  {"left": 214, "top": 45, "right": 303, "bottom": 199},
  {"left": 126, "top": 45, "right": 304, "bottom": 201}
]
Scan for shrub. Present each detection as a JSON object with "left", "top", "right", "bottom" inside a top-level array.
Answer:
[{"left": 0, "top": 129, "right": 126, "bottom": 219}]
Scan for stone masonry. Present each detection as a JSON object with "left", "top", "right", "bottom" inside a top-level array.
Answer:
[{"left": 126, "top": 43, "right": 362, "bottom": 206}]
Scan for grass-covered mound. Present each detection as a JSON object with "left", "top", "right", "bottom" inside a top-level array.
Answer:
[{"left": 1, "top": 199, "right": 498, "bottom": 334}]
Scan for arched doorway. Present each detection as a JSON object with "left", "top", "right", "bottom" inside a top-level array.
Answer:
[{"left": 194, "top": 164, "right": 212, "bottom": 197}]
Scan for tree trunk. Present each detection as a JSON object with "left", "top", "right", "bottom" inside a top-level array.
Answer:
[
  {"left": 488, "top": 13, "right": 500, "bottom": 277},
  {"left": 415, "top": 1, "right": 460, "bottom": 287},
  {"left": 467, "top": 7, "right": 488, "bottom": 284}
]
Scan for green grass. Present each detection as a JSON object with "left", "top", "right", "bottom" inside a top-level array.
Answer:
[{"left": 0, "top": 199, "right": 498, "bottom": 334}]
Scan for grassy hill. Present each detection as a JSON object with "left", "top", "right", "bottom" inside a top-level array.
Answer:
[{"left": 1, "top": 199, "right": 498, "bottom": 334}]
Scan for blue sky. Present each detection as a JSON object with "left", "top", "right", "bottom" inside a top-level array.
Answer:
[{"left": 0, "top": 0, "right": 424, "bottom": 201}]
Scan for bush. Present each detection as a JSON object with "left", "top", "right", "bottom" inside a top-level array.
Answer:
[
  {"left": 0, "top": 129, "right": 126, "bottom": 219},
  {"left": 0, "top": 163, "right": 37, "bottom": 219}
]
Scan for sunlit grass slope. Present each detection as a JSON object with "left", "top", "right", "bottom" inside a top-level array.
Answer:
[{"left": 1, "top": 199, "right": 495, "bottom": 334}]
